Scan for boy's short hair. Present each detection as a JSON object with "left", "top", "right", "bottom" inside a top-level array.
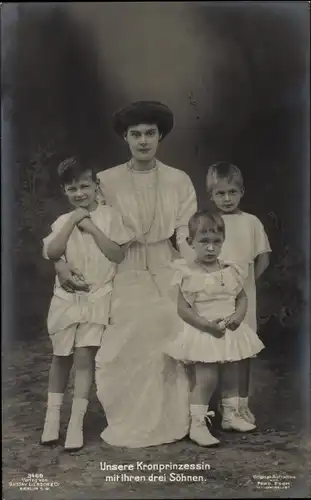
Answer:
[
  {"left": 188, "top": 210, "right": 225, "bottom": 240},
  {"left": 206, "top": 161, "right": 244, "bottom": 192},
  {"left": 57, "top": 156, "right": 97, "bottom": 186}
]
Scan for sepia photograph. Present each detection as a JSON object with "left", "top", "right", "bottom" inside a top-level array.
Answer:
[{"left": 2, "top": 2, "right": 310, "bottom": 499}]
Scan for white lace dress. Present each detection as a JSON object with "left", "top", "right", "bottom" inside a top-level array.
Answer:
[
  {"left": 164, "top": 259, "right": 265, "bottom": 363},
  {"left": 95, "top": 161, "right": 197, "bottom": 448}
]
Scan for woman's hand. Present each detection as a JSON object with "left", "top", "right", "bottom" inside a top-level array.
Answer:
[
  {"left": 121, "top": 236, "right": 137, "bottom": 252},
  {"left": 55, "top": 260, "right": 90, "bottom": 293}
]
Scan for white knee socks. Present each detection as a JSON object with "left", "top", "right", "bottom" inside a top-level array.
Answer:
[
  {"left": 41, "top": 392, "right": 64, "bottom": 444},
  {"left": 64, "top": 398, "right": 89, "bottom": 451}
]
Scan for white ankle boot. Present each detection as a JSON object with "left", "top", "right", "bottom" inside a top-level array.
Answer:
[
  {"left": 64, "top": 398, "right": 88, "bottom": 451},
  {"left": 218, "top": 397, "right": 256, "bottom": 425},
  {"left": 41, "top": 393, "right": 64, "bottom": 445},
  {"left": 221, "top": 398, "right": 256, "bottom": 432},
  {"left": 189, "top": 405, "right": 220, "bottom": 447},
  {"left": 239, "top": 398, "right": 256, "bottom": 425}
]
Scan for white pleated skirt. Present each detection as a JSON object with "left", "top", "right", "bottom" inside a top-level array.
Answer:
[{"left": 164, "top": 320, "right": 264, "bottom": 364}]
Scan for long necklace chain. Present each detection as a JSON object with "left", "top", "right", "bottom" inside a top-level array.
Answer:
[
  {"left": 127, "top": 159, "right": 163, "bottom": 297},
  {"left": 195, "top": 259, "right": 225, "bottom": 287},
  {"left": 127, "top": 159, "right": 159, "bottom": 237}
]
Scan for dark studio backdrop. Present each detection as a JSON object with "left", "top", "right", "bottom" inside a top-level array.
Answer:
[{"left": 2, "top": 3, "right": 309, "bottom": 362}]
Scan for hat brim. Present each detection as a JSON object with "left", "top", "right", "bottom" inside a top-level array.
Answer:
[{"left": 113, "top": 101, "right": 174, "bottom": 140}]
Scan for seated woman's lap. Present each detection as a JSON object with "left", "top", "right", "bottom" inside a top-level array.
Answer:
[{"left": 94, "top": 267, "right": 190, "bottom": 436}]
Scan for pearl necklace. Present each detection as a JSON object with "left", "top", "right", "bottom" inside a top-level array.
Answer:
[{"left": 127, "top": 158, "right": 157, "bottom": 173}]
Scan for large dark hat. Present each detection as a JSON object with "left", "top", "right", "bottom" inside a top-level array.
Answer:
[{"left": 113, "top": 101, "right": 174, "bottom": 140}]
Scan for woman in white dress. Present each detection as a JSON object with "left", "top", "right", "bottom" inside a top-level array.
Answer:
[{"left": 54, "top": 101, "right": 198, "bottom": 448}]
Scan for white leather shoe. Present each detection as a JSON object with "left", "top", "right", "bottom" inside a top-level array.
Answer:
[
  {"left": 64, "top": 418, "right": 84, "bottom": 451},
  {"left": 41, "top": 410, "right": 60, "bottom": 445},
  {"left": 64, "top": 398, "right": 88, "bottom": 451},
  {"left": 222, "top": 408, "right": 256, "bottom": 432},
  {"left": 189, "top": 405, "right": 220, "bottom": 447},
  {"left": 190, "top": 418, "right": 220, "bottom": 446},
  {"left": 239, "top": 405, "right": 256, "bottom": 425}
]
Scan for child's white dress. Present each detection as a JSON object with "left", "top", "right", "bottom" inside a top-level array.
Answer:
[
  {"left": 220, "top": 212, "right": 271, "bottom": 331},
  {"left": 43, "top": 204, "right": 133, "bottom": 356},
  {"left": 164, "top": 259, "right": 265, "bottom": 363}
]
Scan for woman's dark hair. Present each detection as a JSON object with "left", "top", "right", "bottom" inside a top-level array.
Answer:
[
  {"left": 113, "top": 101, "right": 174, "bottom": 140},
  {"left": 57, "top": 156, "right": 97, "bottom": 186}
]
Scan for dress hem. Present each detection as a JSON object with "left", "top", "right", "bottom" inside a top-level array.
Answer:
[
  {"left": 165, "top": 346, "right": 264, "bottom": 364},
  {"left": 100, "top": 428, "right": 189, "bottom": 449}
]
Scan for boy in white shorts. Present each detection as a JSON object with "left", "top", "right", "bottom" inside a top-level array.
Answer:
[{"left": 40, "top": 157, "right": 134, "bottom": 451}]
